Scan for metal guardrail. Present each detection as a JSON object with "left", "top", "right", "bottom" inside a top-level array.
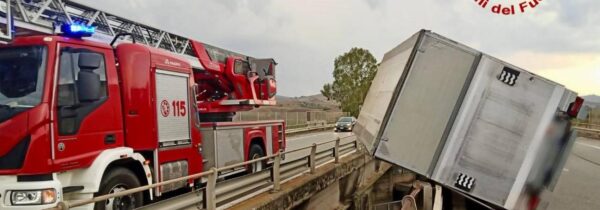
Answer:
[
  {"left": 573, "top": 123, "right": 600, "bottom": 136},
  {"left": 286, "top": 123, "right": 335, "bottom": 134},
  {"left": 286, "top": 120, "right": 328, "bottom": 130},
  {"left": 570, "top": 123, "right": 600, "bottom": 139},
  {"left": 50, "top": 136, "right": 358, "bottom": 210},
  {"left": 572, "top": 122, "right": 600, "bottom": 130},
  {"left": 235, "top": 111, "right": 349, "bottom": 126},
  {"left": 575, "top": 127, "right": 600, "bottom": 133}
]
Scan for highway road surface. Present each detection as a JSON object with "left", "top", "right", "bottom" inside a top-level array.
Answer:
[{"left": 547, "top": 137, "right": 600, "bottom": 210}]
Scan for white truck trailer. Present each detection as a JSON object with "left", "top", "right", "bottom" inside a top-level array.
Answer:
[{"left": 353, "top": 30, "right": 584, "bottom": 210}]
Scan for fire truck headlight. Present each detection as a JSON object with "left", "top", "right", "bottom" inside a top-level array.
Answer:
[
  {"left": 11, "top": 189, "right": 56, "bottom": 205},
  {"left": 42, "top": 189, "right": 57, "bottom": 204}
]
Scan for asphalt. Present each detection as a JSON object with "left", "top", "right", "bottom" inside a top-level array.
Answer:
[{"left": 547, "top": 137, "right": 600, "bottom": 210}]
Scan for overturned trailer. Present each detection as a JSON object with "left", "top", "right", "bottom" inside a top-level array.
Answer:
[{"left": 353, "top": 30, "right": 583, "bottom": 210}]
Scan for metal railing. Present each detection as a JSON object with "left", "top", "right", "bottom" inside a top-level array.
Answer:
[
  {"left": 573, "top": 122, "right": 600, "bottom": 130},
  {"left": 286, "top": 123, "right": 335, "bottom": 135},
  {"left": 51, "top": 136, "right": 358, "bottom": 210},
  {"left": 572, "top": 123, "right": 600, "bottom": 138},
  {"left": 234, "top": 111, "right": 349, "bottom": 126}
]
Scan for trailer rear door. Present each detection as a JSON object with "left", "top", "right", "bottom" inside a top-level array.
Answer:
[
  {"left": 432, "top": 56, "right": 565, "bottom": 208},
  {"left": 355, "top": 31, "right": 480, "bottom": 176},
  {"left": 376, "top": 33, "right": 479, "bottom": 175}
]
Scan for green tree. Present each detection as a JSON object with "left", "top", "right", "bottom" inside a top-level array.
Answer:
[
  {"left": 321, "top": 83, "right": 333, "bottom": 100},
  {"left": 321, "top": 48, "right": 377, "bottom": 117}
]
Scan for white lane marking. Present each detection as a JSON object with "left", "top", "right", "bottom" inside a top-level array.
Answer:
[
  {"left": 576, "top": 142, "right": 600, "bottom": 150},
  {"left": 563, "top": 168, "right": 569, "bottom": 172}
]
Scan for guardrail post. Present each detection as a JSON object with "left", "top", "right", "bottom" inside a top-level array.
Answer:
[
  {"left": 310, "top": 143, "right": 317, "bottom": 174},
  {"left": 271, "top": 153, "right": 281, "bottom": 192},
  {"left": 334, "top": 137, "right": 341, "bottom": 163},
  {"left": 205, "top": 168, "right": 218, "bottom": 210}
]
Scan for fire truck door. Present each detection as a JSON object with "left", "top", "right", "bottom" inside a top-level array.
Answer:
[{"left": 53, "top": 44, "right": 123, "bottom": 166}]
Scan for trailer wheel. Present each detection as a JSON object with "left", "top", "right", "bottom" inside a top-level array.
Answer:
[
  {"left": 94, "top": 167, "right": 143, "bottom": 210},
  {"left": 249, "top": 144, "right": 266, "bottom": 173}
]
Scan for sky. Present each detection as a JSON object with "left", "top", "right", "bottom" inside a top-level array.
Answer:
[{"left": 76, "top": 0, "right": 600, "bottom": 97}]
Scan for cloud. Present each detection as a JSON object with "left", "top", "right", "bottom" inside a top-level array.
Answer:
[
  {"left": 504, "top": 51, "right": 600, "bottom": 96},
  {"left": 74, "top": 0, "right": 599, "bottom": 96},
  {"left": 364, "top": 0, "right": 387, "bottom": 9},
  {"left": 556, "top": 0, "right": 595, "bottom": 27}
]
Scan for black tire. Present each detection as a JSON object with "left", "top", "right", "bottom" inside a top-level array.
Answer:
[
  {"left": 94, "top": 167, "right": 143, "bottom": 210},
  {"left": 248, "top": 144, "right": 266, "bottom": 173}
]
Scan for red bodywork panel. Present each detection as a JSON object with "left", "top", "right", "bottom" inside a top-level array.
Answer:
[
  {"left": 116, "top": 44, "right": 155, "bottom": 150},
  {"left": 117, "top": 43, "right": 203, "bottom": 180},
  {"left": 0, "top": 37, "right": 53, "bottom": 175},
  {"left": 0, "top": 105, "right": 53, "bottom": 175},
  {"left": 200, "top": 120, "right": 286, "bottom": 164}
]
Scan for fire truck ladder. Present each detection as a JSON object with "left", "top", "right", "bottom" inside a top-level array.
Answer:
[
  {"left": 0, "top": 0, "right": 206, "bottom": 68},
  {"left": 0, "top": 0, "right": 277, "bottom": 108}
]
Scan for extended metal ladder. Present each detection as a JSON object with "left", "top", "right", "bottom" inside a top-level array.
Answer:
[
  {"left": 0, "top": 0, "right": 226, "bottom": 69},
  {"left": 0, "top": 0, "right": 279, "bottom": 108}
]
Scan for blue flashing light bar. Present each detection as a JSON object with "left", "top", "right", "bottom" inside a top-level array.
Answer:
[{"left": 60, "top": 23, "right": 95, "bottom": 37}]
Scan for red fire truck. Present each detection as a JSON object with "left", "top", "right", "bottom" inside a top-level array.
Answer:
[{"left": 0, "top": 1, "right": 284, "bottom": 209}]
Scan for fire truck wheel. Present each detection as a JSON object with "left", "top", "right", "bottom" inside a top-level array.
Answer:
[
  {"left": 94, "top": 167, "right": 143, "bottom": 210},
  {"left": 249, "top": 144, "right": 266, "bottom": 173}
]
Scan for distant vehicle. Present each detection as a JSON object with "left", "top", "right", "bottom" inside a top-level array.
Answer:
[{"left": 335, "top": 117, "right": 356, "bottom": 132}]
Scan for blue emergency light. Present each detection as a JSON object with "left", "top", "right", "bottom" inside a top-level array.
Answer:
[{"left": 60, "top": 23, "right": 95, "bottom": 37}]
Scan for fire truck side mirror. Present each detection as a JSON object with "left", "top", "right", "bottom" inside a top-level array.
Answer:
[
  {"left": 77, "top": 71, "right": 101, "bottom": 102},
  {"left": 76, "top": 53, "right": 103, "bottom": 102}
]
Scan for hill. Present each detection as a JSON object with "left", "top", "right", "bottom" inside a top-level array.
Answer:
[
  {"left": 255, "top": 94, "right": 341, "bottom": 112},
  {"left": 583, "top": 95, "right": 600, "bottom": 108}
]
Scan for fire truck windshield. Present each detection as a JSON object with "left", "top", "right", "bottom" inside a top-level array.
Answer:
[{"left": 0, "top": 46, "right": 47, "bottom": 122}]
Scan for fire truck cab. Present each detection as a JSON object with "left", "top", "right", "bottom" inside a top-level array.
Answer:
[{"left": 0, "top": 25, "right": 284, "bottom": 209}]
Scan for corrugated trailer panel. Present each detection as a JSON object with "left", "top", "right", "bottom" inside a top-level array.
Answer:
[
  {"left": 432, "top": 56, "right": 565, "bottom": 208},
  {"left": 354, "top": 32, "right": 420, "bottom": 153},
  {"left": 374, "top": 33, "right": 479, "bottom": 176}
]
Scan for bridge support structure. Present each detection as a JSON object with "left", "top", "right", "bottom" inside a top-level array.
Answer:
[{"left": 229, "top": 150, "right": 386, "bottom": 210}]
